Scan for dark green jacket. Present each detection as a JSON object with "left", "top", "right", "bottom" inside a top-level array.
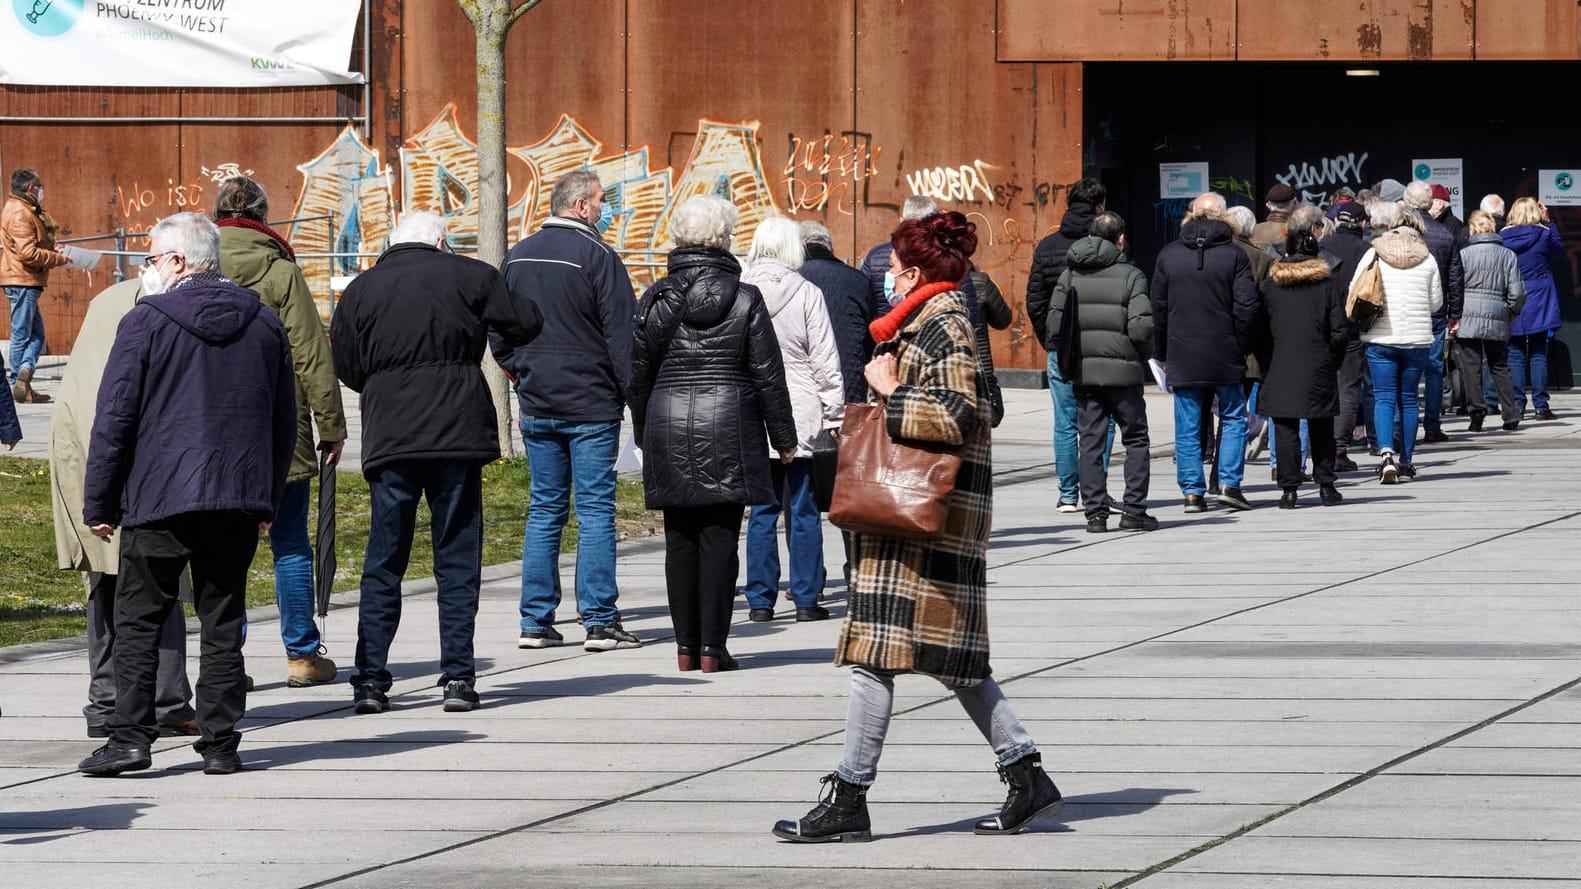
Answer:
[{"left": 1047, "top": 236, "right": 1153, "bottom": 387}]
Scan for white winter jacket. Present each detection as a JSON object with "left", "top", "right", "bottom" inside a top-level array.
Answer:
[
  {"left": 1356, "top": 228, "right": 1442, "bottom": 347},
  {"left": 741, "top": 259, "right": 845, "bottom": 454}
]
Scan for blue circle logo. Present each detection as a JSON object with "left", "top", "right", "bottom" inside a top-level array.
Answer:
[
  {"left": 12, "top": 0, "right": 83, "bottom": 38},
  {"left": 1556, "top": 172, "right": 1574, "bottom": 193},
  {"left": 1413, "top": 163, "right": 1431, "bottom": 181}
]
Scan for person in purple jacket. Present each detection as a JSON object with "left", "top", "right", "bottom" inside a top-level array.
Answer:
[
  {"left": 1500, "top": 198, "right": 1565, "bottom": 420},
  {"left": 77, "top": 212, "right": 296, "bottom": 778}
]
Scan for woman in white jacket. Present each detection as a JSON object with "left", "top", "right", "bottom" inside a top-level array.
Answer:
[
  {"left": 1353, "top": 204, "right": 1442, "bottom": 484},
  {"left": 740, "top": 216, "right": 845, "bottom": 622}
]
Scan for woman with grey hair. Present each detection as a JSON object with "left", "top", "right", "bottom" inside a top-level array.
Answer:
[{"left": 629, "top": 196, "right": 797, "bottom": 672}]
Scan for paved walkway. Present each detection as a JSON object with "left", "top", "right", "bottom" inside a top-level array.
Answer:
[{"left": 3, "top": 384, "right": 1580, "bottom": 888}]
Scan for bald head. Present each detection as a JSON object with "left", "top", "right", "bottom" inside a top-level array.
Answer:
[{"left": 1192, "top": 192, "right": 1227, "bottom": 215}]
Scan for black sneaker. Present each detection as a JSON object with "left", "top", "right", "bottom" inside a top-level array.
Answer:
[
  {"left": 748, "top": 608, "right": 775, "bottom": 622},
  {"left": 1085, "top": 515, "right": 1108, "bottom": 533},
  {"left": 1377, "top": 455, "right": 1398, "bottom": 485},
  {"left": 1215, "top": 487, "right": 1253, "bottom": 510},
  {"left": 517, "top": 626, "right": 564, "bottom": 649},
  {"left": 1333, "top": 454, "right": 1359, "bottom": 472},
  {"left": 353, "top": 684, "right": 388, "bottom": 715},
  {"left": 201, "top": 750, "right": 242, "bottom": 775},
  {"left": 1118, "top": 512, "right": 1160, "bottom": 532},
  {"left": 442, "top": 680, "right": 480, "bottom": 713},
  {"left": 1398, "top": 462, "right": 1418, "bottom": 481},
  {"left": 584, "top": 624, "right": 642, "bottom": 651},
  {"left": 78, "top": 742, "right": 151, "bottom": 777},
  {"left": 1536, "top": 409, "right": 1557, "bottom": 421},
  {"left": 796, "top": 606, "right": 831, "bottom": 622},
  {"left": 1503, "top": 420, "right": 1521, "bottom": 431},
  {"left": 1182, "top": 495, "right": 1207, "bottom": 513},
  {"left": 1422, "top": 429, "right": 1449, "bottom": 443}
]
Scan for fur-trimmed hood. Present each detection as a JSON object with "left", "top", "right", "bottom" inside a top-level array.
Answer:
[
  {"left": 1372, "top": 229, "right": 1430, "bottom": 269},
  {"left": 1269, "top": 257, "right": 1332, "bottom": 285}
]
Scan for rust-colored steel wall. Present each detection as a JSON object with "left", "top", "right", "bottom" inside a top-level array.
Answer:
[
  {"left": 999, "top": 0, "right": 1238, "bottom": 62},
  {"left": 1476, "top": 0, "right": 1581, "bottom": 59},
  {"left": 1238, "top": 0, "right": 1473, "bottom": 61}
]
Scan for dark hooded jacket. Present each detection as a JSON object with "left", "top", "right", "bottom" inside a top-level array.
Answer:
[
  {"left": 1422, "top": 216, "right": 1465, "bottom": 321},
  {"left": 800, "top": 241, "right": 873, "bottom": 404},
  {"left": 1045, "top": 236, "right": 1153, "bottom": 387},
  {"left": 330, "top": 243, "right": 543, "bottom": 472},
  {"left": 629, "top": 246, "right": 797, "bottom": 510},
  {"left": 1149, "top": 215, "right": 1259, "bottom": 388},
  {"left": 1026, "top": 201, "right": 1100, "bottom": 345},
  {"left": 83, "top": 273, "right": 296, "bottom": 527},
  {"left": 1255, "top": 256, "right": 1349, "bottom": 418}
]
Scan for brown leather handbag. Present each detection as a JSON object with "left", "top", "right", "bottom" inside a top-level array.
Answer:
[{"left": 827, "top": 400, "right": 962, "bottom": 540}]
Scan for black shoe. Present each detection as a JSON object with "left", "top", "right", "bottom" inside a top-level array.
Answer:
[
  {"left": 201, "top": 750, "right": 242, "bottom": 775},
  {"left": 700, "top": 645, "right": 738, "bottom": 673},
  {"left": 1536, "top": 409, "right": 1557, "bottom": 421},
  {"left": 1377, "top": 455, "right": 1398, "bottom": 485},
  {"left": 353, "top": 684, "right": 388, "bottom": 715},
  {"left": 1468, "top": 410, "right": 1486, "bottom": 432},
  {"left": 1085, "top": 515, "right": 1108, "bottom": 533},
  {"left": 86, "top": 723, "right": 110, "bottom": 739},
  {"left": 1182, "top": 495, "right": 1207, "bottom": 514},
  {"left": 772, "top": 773, "right": 873, "bottom": 843},
  {"left": 1215, "top": 487, "right": 1253, "bottom": 511},
  {"left": 584, "top": 624, "right": 642, "bottom": 651},
  {"left": 78, "top": 742, "right": 152, "bottom": 777},
  {"left": 1422, "top": 429, "right": 1449, "bottom": 443},
  {"left": 1118, "top": 511, "right": 1159, "bottom": 532},
  {"left": 442, "top": 680, "right": 480, "bottom": 713},
  {"left": 748, "top": 608, "right": 775, "bottom": 622},
  {"left": 1279, "top": 489, "right": 1298, "bottom": 509},
  {"left": 974, "top": 752, "right": 1064, "bottom": 835},
  {"left": 1318, "top": 484, "right": 1343, "bottom": 506},
  {"left": 1398, "top": 462, "right": 1418, "bottom": 482},
  {"left": 796, "top": 606, "right": 831, "bottom": 622},
  {"left": 517, "top": 625, "right": 564, "bottom": 649},
  {"left": 1503, "top": 420, "right": 1520, "bottom": 431},
  {"left": 1333, "top": 455, "right": 1359, "bottom": 472}
]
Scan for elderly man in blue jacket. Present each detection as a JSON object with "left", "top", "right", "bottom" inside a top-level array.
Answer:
[{"left": 78, "top": 212, "right": 296, "bottom": 778}]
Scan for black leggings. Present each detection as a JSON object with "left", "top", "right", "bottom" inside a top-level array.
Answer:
[{"left": 662, "top": 504, "right": 745, "bottom": 648}]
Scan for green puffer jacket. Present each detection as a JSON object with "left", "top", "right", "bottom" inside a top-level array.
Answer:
[
  {"left": 1046, "top": 236, "right": 1154, "bottom": 387},
  {"left": 219, "top": 223, "right": 347, "bottom": 483}
]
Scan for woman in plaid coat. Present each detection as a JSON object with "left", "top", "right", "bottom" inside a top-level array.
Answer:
[{"left": 773, "top": 212, "right": 1064, "bottom": 843}]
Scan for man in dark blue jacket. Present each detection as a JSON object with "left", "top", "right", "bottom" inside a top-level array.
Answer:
[
  {"left": 494, "top": 171, "right": 638, "bottom": 653},
  {"left": 798, "top": 220, "right": 871, "bottom": 404},
  {"left": 860, "top": 195, "right": 937, "bottom": 320},
  {"left": 78, "top": 212, "right": 296, "bottom": 777}
]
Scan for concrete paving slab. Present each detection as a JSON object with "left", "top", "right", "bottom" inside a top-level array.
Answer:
[
  {"left": 328, "top": 864, "right": 1134, "bottom": 889},
  {"left": 1251, "top": 775, "right": 1581, "bottom": 841},
  {"left": 1134, "top": 875, "right": 1581, "bottom": 889},
  {"left": 1174, "top": 835, "right": 1581, "bottom": 880},
  {"left": 0, "top": 863, "right": 333, "bottom": 889}
]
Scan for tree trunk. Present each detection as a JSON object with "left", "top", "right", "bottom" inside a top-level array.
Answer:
[{"left": 473, "top": 11, "right": 516, "bottom": 457}]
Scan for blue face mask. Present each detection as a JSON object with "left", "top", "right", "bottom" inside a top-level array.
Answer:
[
  {"left": 883, "top": 270, "right": 898, "bottom": 305},
  {"left": 594, "top": 201, "right": 614, "bottom": 234}
]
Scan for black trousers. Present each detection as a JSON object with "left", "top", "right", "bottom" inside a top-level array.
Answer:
[
  {"left": 662, "top": 504, "right": 745, "bottom": 649},
  {"left": 1333, "top": 347, "right": 1366, "bottom": 453},
  {"left": 1455, "top": 338, "right": 1519, "bottom": 423},
  {"left": 1074, "top": 385, "right": 1150, "bottom": 519},
  {"left": 111, "top": 510, "right": 259, "bottom": 754},
  {"left": 1274, "top": 417, "right": 1336, "bottom": 490}
]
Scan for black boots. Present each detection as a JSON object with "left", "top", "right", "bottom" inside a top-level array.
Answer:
[
  {"left": 974, "top": 751, "right": 1064, "bottom": 835},
  {"left": 773, "top": 773, "right": 872, "bottom": 843}
]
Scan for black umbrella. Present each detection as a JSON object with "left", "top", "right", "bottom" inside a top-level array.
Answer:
[{"left": 315, "top": 445, "right": 337, "bottom": 622}]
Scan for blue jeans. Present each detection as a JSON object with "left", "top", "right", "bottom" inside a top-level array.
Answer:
[
  {"left": 1048, "top": 353, "right": 1113, "bottom": 503},
  {"left": 1174, "top": 384, "right": 1247, "bottom": 495},
  {"left": 1365, "top": 344, "right": 1430, "bottom": 463},
  {"left": 1422, "top": 317, "right": 1448, "bottom": 432},
  {"left": 1508, "top": 332, "right": 1550, "bottom": 414},
  {"left": 353, "top": 459, "right": 482, "bottom": 690},
  {"left": 744, "top": 458, "right": 824, "bottom": 609},
  {"left": 5, "top": 286, "right": 45, "bottom": 382},
  {"left": 270, "top": 479, "right": 322, "bottom": 657},
  {"left": 518, "top": 416, "right": 621, "bottom": 632}
]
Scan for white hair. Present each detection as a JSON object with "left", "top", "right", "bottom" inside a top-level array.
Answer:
[
  {"left": 901, "top": 195, "right": 937, "bottom": 220},
  {"left": 389, "top": 210, "right": 447, "bottom": 247},
  {"left": 1368, "top": 201, "right": 1401, "bottom": 230},
  {"left": 1480, "top": 193, "right": 1506, "bottom": 216},
  {"left": 799, "top": 219, "right": 833, "bottom": 250},
  {"left": 1224, "top": 205, "right": 1257, "bottom": 238},
  {"left": 149, "top": 212, "right": 220, "bottom": 272},
  {"left": 668, "top": 195, "right": 737, "bottom": 250},
  {"left": 1402, "top": 180, "right": 1433, "bottom": 210},
  {"left": 746, "top": 216, "right": 805, "bottom": 269}
]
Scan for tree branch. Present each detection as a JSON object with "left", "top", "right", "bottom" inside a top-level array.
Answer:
[
  {"left": 456, "top": 0, "right": 482, "bottom": 28},
  {"left": 508, "top": 0, "right": 547, "bottom": 28}
]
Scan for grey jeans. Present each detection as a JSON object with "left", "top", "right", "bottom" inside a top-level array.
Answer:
[
  {"left": 835, "top": 666, "right": 1038, "bottom": 786},
  {"left": 84, "top": 571, "right": 194, "bottom": 727}
]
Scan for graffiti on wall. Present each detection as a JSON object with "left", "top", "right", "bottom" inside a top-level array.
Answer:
[
  {"left": 1273, "top": 151, "right": 1369, "bottom": 206},
  {"left": 905, "top": 160, "right": 997, "bottom": 204},
  {"left": 783, "top": 130, "right": 882, "bottom": 215}
]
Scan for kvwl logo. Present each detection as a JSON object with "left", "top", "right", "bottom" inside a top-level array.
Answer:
[
  {"left": 250, "top": 56, "right": 295, "bottom": 70},
  {"left": 13, "top": 0, "right": 85, "bottom": 37}
]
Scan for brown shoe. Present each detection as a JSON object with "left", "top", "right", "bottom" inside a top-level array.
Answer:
[
  {"left": 158, "top": 713, "right": 201, "bottom": 736},
  {"left": 12, "top": 367, "right": 48, "bottom": 403},
  {"left": 286, "top": 651, "right": 338, "bottom": 687}
]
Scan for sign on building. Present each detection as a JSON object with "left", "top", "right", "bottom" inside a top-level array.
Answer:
[
  {"left": 1411, "top": 158, "right": 1464, "bottom": 219},
  {"left": 1159, "top": 163, "right": 1209, "bottom": 200},
  {"left": 1539, "top": 170, "right": 1581, "bottom": 207}
]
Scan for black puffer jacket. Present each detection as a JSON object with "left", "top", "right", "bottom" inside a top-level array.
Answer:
[
  {"left": 1026, "top": 201, "right": 1099, "bottom": 345},
  {"left": 629, "top": 247, "right": 797, "bottom": 510},
  {"left": 801, "top": 242, "right": 873, "bottom": 404},
  {"left": 1149, "top": 215, "right": 1259, "bottom": 388},
  {"left": 1422, "top": 216, "right": 1465, "bottom": 320}
]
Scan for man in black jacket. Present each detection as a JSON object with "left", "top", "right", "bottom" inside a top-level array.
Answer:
[
  {"left": 1404, "top": 181, "right": 1464, "bottom": 443},
  {"left": 799, "top": 220, "right": 871, "bottom": 404},
  {"left": 860, "top": 195, "right": 936, "bottom": 320},
  {"left": 1151, "top": 197, "right": 1259, "bottom": 512},
  {"left": 494, "top": 171, "right": 638, "bottom": 653},
  {"left": 332, "top": 211, "right": 542, "bottom": 716},
  {"left": 1026, "top": 177, "right": 1107, "bottom": 513},
  {"left": 1320, "top": 201, "right": 1372, "bottom": 470}
]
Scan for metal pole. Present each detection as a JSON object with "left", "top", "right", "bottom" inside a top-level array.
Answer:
[{"left": 114, "top": 228, "right": 126, "bottom": 283}]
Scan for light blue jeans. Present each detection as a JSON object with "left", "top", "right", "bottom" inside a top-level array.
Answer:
[
  {"left": 1048, "top": 353, "right": 1114, "bottom": 504},
  {"left": 269, "top": 479, "right": 322, "bottom": 657},
  {"left": 5, "top": 286, "right": 45, "bottom": 382},
  {"left": 744, "top": 458, "right": 824, "bottom": 610},
  {"left": 518, "top": 416, "right": 621, "bottom": 631}
]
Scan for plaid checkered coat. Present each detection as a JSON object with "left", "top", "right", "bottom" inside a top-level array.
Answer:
[{"left": 834, "top": 290, "right": 993, "bottom": 688}]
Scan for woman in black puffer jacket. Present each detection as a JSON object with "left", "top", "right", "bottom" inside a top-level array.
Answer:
[{"left": 629, "top": 195, "right": 797, "bottom": 673}]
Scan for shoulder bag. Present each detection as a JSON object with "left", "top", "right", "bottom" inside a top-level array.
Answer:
[
  {"left": 1345, "top": 256, "right": 1385, "bottom": 330},
  {"left": 827, "top": 399, "right": 962, "bottom": 540}
]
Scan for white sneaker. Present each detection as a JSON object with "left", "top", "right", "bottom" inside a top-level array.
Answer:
[{"left": 1056, "top": 501, "right": 1079, "bottom": 514}]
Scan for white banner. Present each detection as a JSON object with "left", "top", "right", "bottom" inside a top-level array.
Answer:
[
  {"left": 0, "top": 0, "right": 364, "bottom": 87},
  {"left": 1411, "top": 158, "right": 1464, "bottom": 220},
  {"left": 1539, "top": 170, "right": 1581, "bottom": 207}
]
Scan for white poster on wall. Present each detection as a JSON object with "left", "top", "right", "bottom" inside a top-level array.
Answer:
[
  {"left": 1411, "top": 158, "right": 1464, "bottom": 219},
  {"left": 0, "top": 0, "right": 364, "bottom": 87},
  {"left": 1159, "top": 162, "right": 1209, "bottom": 200},
  {"left": 1539, "top": 170, "right": 1581, "bottom": 207}
]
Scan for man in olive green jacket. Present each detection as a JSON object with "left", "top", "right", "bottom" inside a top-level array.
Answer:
[{"left": 215, "top": 177, "right": 347, "bottom": 687}]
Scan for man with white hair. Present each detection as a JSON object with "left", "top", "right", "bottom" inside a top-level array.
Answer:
[
  {"left": 861, "top": 194, "right": 937, "bottom": 318},
  {"left": 1226, "top": 205, "right": 1273, "bottom": 283},
  {"left": 1403, "top": 180, "right": 1463, "bottom": 443},
  {"left": 1480, "top": 194, "right": 1506, "bottom": 227},
  {"left": 78, "top": 212, "right": 296, "bottom": 777},
  {"left": 332, "top": 211, "right": 543, "bottom": 716}
]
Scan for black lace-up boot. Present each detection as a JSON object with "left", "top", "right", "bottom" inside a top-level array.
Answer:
[
  {"left": 772, "top": 773, "right": 872, "bottom": 843},
  {"left": 974, "top": 752, "right": 1064, "bottom": 835}
]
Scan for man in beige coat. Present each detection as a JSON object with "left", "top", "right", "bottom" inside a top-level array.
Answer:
[{"left": 50, "top": 277, "right": 196, "bottom": 738}]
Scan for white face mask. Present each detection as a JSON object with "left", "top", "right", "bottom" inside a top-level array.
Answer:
[
  {"left": 140, "top": 264, "right": 167, "bottom": 296},
  {"left": 33, "top": 187, "right": 42, "bottom": 204}
]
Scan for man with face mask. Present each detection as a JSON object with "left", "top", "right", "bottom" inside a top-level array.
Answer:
[{"left": 492, "top": 171, "right": 640, "bottom": 653}]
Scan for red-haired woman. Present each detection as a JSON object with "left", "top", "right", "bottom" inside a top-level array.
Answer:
[{"left": 772, "top": 212, "right": 1063, "bottom": 843}]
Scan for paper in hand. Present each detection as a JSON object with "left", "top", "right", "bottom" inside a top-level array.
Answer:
[
  {"left": 60, "top": 245, "right": 103, "bottom": 270},
  {"left": 1148, "top": 358, "right": 1170, "bottom": 393}
]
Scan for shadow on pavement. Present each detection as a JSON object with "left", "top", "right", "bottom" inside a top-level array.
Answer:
[
  {"left": 0, "top": 801, "right": 155, "bottom": 844},
  {"left": 229, "top": 729, "right": 485, "bottom": 771},
  {"left": 884, "top": 786, "right": 1199, "bottom": 839}
]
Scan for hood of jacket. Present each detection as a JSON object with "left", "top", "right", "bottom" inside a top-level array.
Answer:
[
  {"left": 667, "top": 246, "right": 744, "bottom": 328},
  {"left": 142, "top": 274, "right": 263, "bottom": 343},
  {"left": 1372, "top": 229, "right": 1430, "bottom": 268},
  {"left": 741, "top": 258, "right": 801, "bottom": 316},
  {"left": 1179, "top": 214, "right": 1235, "bottom": 248},
  {"left": 1499, "top": 224, "right": 1547, "bottom": 254},
  {"left": 1066, "top": 235, "right": 1123, "bottom": 271},
  {"left": 218, "top": 224, "right": 290, "bottom": 289},
  {"left": 1269, "top": 256, "right": 1332, "bottom": 285},
  {"left": 1058, "top": 202, "right": 1099, "bottom": 238}
]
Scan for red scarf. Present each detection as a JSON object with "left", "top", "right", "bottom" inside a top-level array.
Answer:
[
  {"left": 869, "top": 280, "right": 956, "bottom": 343},
  {"left": 215, "top": 216, "right": 296, "bottom": 261}
]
